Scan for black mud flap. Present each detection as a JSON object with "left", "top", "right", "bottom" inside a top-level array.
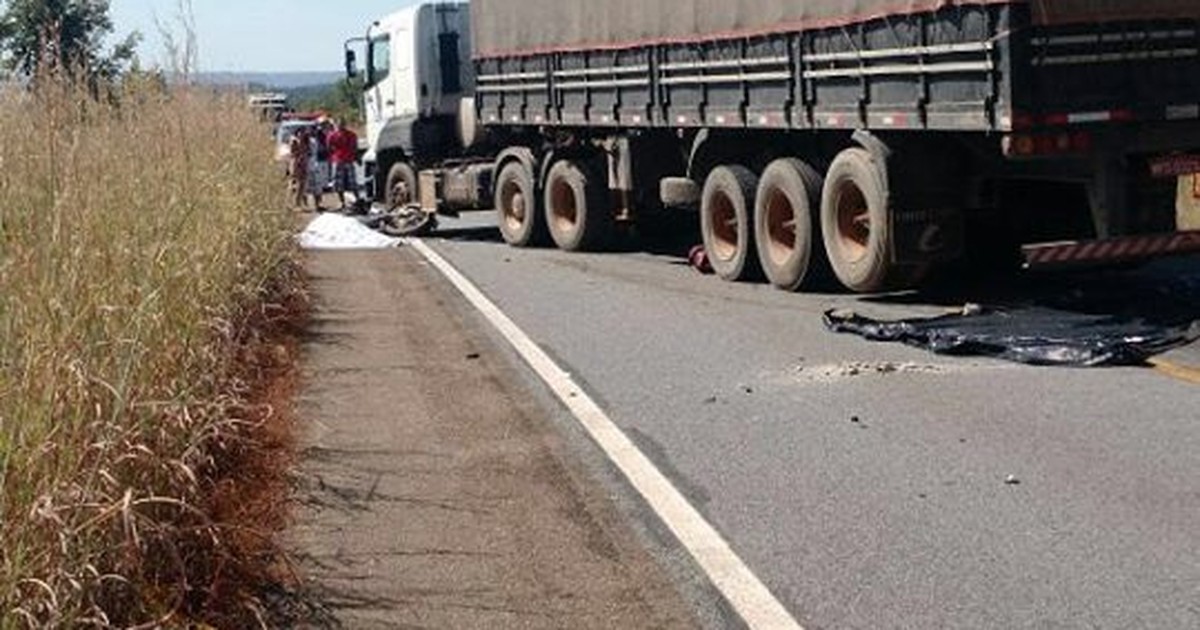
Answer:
[{"left": 891, "top": 207, "right": 964, "bottom": 264}]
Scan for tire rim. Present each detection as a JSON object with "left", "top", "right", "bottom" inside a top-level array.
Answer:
[
  {"left": 500, "top": 179, "right": 526, "bottom": 233},
  {"left": 834, "top": 179, "right": 870, "bottom": 263},
  {"left": 709, "top": 188, "right": 739, "bottom": 262},
  {"left": 763, "top": 188, "right": 798, "bottom": 267},
  {"left": 390, "top": 177, "right": 412, "bottom": 208},
  {"left": 549, "top": 177, "right": 579, "bottom": 237}
]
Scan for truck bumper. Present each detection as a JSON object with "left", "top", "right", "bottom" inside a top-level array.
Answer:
[{"left": 1022, "top": 231, "right": 1200, "bottom": 269}]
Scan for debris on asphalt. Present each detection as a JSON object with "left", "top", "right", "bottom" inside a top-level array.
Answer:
[
  {"left": 792, "top": 361, "right": 946, "bottom": 382},
  {"left": 826, "top": 272, "right": 1200, "bottom": 367},
  {"left": 825, "top": 306, "right": 1200, "bottom": 367},
  {"left": 1005, "top": 475, "right": 1021, "bottom": 486},
  {"left": 688, "top": 245, "right": 714, "bottom": 275}
]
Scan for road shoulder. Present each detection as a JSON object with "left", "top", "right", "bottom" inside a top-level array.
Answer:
[{"left": 285, "top": 248, "right": 699, "bottom": 629}]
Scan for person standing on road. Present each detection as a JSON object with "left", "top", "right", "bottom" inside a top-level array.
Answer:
[
  {"left": 289, "top": 126, "right": 311, "bottom": 209},
  {"left": 306, "top": 128, "right": 330, "bottom": 212},
  {"left": 317, "top": 118, "right": 334, "bottom": 184},
  {"left": 327, "top": 119, "right": 360, "bottom": 211}
]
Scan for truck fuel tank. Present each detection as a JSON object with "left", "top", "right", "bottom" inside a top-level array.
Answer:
[{"left": 425, "top": 163, "right": 495, "bottom": 213}]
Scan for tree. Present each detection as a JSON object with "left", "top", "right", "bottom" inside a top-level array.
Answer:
[
  {"left": 0, "top": 0, "right": 139, "bottom": 82},
  {"left": 292, "top": 77, "right": 365, "bottom": 126}
]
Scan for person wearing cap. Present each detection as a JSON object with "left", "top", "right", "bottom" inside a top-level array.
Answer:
[{"left": 326, "top": 119, "right": 360, "bottom": 211}]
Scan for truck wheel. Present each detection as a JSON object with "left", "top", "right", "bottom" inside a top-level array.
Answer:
[
  {"left": 386, "top": 162, "right": 418, "bottom": 208},
  {"left": 544, "top": 159, "right": 613, "bottom": 251},
  {"left": 820, "top": 148, "right": 913, "bottom": 292},
  {"left": 495, "top": 160, "right": 545, "bottom": 247},
  {"left": 755, "top": 158, "right": 826, "bottom": 291},
  {"left": 701, "top": 165, "right": 760, "bottom": 281}
]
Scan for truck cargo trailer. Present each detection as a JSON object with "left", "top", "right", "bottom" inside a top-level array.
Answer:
[{"left": 350, "top": 0, "right": 1200, "bottom": 292}]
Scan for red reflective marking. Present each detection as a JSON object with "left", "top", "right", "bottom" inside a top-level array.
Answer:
[
  {"left": 1012, "top": 112, "right": 1036, "bottom": 130},
  {"left": 1074, "top": 242, "right": 1096, "bottom": 260},
  {"left": 1055, "top": 246, "right": 1078, "bottom": 263},
  {"left": 1127, "top": 238, "right": 1152, "bottom": 258},
  {"left": 1110, "top": 109, "right": 1136, "bottom": 123}
]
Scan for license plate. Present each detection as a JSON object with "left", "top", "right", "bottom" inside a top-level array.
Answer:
[{"left": 1149, "top": 154, "right": 1200, "bottom": 178}]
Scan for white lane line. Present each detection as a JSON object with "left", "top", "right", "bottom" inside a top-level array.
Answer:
[{"left": 409, "top": 239, "right": 804, "bottom": 630}]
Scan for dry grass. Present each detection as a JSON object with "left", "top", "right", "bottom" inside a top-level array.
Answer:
[{"left": 0, "top": 75, "right": 303, "bottom": 627}]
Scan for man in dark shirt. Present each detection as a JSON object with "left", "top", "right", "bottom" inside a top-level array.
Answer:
[{"left": 326, "top": 119, "right": 360, "bottom": 211}]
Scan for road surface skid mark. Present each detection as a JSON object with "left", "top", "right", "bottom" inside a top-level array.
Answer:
[
  {"left": 408, "top": 239, "right": 805, "bottom": 630},
  {"left": 1148, "top": 358, "right": 1200, "bottom": 386}
]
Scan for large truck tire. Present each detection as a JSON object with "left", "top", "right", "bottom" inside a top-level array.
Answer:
[
  {"left": 820, "top": 148, "right": 918, "bottom": 293},
  {"left": 495, "top": 160, "right": 545, "bottom": 247},
  {"left": 385, "top": 162, "right": 418, "bottom": 209},
  {"left": 544, "top": 159, "right": 613, "bottom": 252},
  {"left": 755, "top": 158, "right": 827, "bottom": 292},
  {"left": 701, "top": 165, "right": 761, "bottom": 282}
]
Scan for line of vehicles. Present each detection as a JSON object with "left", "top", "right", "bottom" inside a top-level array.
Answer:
[{"left": 345, "top": 0, "right": 1200, "bottom": 293}]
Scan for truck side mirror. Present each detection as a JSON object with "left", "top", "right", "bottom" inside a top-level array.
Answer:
[{"left": 345, "top": 50, "right": 358, "bottom": 79}]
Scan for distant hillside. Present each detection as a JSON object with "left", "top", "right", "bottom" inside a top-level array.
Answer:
[{"left": 195, "top": 71, "right": 343, "bottom": 90}]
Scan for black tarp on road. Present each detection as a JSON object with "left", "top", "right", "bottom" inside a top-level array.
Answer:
[
  {"left": 824, "top": 268, "right": 1200, "bottom": 367},
  {"left": 825, "top": 307, "right": 1200, "bottom": 367},
  {"left": 472, "top": 0, "right": 1198, "bottom": 58}
]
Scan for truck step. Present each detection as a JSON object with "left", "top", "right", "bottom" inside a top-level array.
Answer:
[{"left": 1022, "top": 231, "right": 1200, "bottom": 269}]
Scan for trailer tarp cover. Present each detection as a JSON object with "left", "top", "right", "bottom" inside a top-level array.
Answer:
[{"left": 472, "top": 0, "right": 1199, "bottom": 58}]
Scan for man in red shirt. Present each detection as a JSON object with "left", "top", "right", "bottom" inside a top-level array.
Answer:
[{"left": 326, "top": 119, "right": 360, "bottom": 211}]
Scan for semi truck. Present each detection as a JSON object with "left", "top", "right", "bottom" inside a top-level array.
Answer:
[{"left": 347, "top": 0, "right": 1200, "bottom": 293}]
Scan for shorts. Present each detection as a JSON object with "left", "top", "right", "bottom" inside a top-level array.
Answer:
[{"left": 333, "top": 162, "right": 357, "bottom": 193}]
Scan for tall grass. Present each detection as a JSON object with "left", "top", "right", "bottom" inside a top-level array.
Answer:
[{"left": 0, "top": 75, "right": 300, "bottom": 626}]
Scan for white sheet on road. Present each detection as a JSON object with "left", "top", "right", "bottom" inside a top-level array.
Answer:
[{"left": 298, "top": 213, "right": 400, "bottom": 250}]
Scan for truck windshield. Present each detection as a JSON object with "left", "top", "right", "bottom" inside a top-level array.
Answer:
[{"left": 367, "top": 35, "right": 390, "bottom": 87}]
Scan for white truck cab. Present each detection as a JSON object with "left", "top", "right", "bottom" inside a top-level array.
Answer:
[{"left": 351, "top": 2, "right": 473, "bottom": 187}]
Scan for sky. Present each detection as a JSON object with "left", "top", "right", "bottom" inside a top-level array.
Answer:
[{"left": 108, "top": 0, "right": 421, "bottom": 72}]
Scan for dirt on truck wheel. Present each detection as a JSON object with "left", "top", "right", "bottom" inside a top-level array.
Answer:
[
  {"left": 701, "top": 165, "right": 761, "bottom": 282},
  {"left": 385, "top": 161, "right": 418, "bottom": 208},
  {"left": 821, "top": 148, "right": 927, "bottom": 293},
  {"left": 545, "top": 159, "right": 614, "bottom": 252},
  {"left": 755, "top": 158, "right": 828, "bottom": 292},
  {"left": 495, "top": 160, "right": 546, "bottom": 247}
]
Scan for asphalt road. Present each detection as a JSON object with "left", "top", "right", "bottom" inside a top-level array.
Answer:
[{"left": 416, "top": 212, "right": 1200, "bottom": 630}]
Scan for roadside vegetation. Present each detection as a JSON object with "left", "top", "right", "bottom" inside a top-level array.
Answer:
[
  {"left": 0, "top": 71, "right": 305, "bottom": 625},
  {"left": 288, "top": 76, "right": 364, "bottom": 125}
]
